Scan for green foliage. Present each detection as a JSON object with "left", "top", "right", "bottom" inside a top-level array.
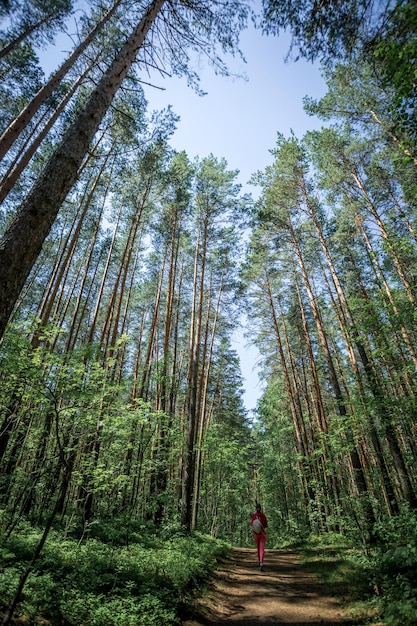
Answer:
[
  {"left": 370, "top": 508, "right": 417, "bottom": 626},
  {"left": 197, "top": 418, "right": 254, "bottom": 545},
  {"left": 60, "top": 591, "right": 176, "bottom": 626},
  {"left": 299, "top": 513, "right": 417, "bottom": 626},
  {"left": 0, "top": 521, "right": 229, "bottom": 625},
  {"left": 373, "top": 1, "right": 417, "bottom": 148},
  {"left": 253, "top": 382, "right": 310, "bottom": 544},
  {"left": 261, "top": 0, "right": 390, "bottom": 62},
  {"left": 297, "top": 536, "right": 377, "bottom": 624}
]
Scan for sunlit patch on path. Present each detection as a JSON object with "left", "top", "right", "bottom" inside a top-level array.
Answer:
[{"left": 182, "top": 547, "right": 355, "bottom": 625}]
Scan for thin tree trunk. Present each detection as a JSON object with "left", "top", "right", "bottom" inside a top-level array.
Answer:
[
  {"left": 0, "top": 58, "right": 98, "bottom": 204},
  {"left": 0, "top": 8, "right": 69, "bottom": 61},
  {"left": 152, "top": 209, "right": 184, "bottom": 525},
  {"left": 302, "top": 187, "right": 376, "bottom": 530},
  {"left": 345, "top": 248, "right": 416, "bottom": 509},
  {"left": 181, "top": 222, "right": 205, "bottom": 531},
  {"left": 138, "top": 263, "right": 165, "bottom": 400},
  {"left": 0, "top": 0, "right": 122, "bottom": 159},
  {"left": 351, "top": 170, "right": 416, "bottom": 307},
  {"left": 64, "top": 198, "right": 107, "bottom": 351},
  {"left": 33, "top": 150, "right": 112, "bottom": 347},
  {"left": 106, "top": 185, "right": 150, "bottom": 353},
  {"left": 352, "top": 203, "right": 417, "bottom": 373},
  {"left": 192, "top": 271, "right": 224, "bottom": 530},
  {"left": 265, "top": 275, "right": 316, "bottom": 514}
]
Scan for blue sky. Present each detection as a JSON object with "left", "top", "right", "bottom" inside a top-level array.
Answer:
[
  {"left": 143, "top": 25, "right": 327, "bottom": 194},
  {"left": 141, "top": 24, "right": 327, "bottom": 413}
]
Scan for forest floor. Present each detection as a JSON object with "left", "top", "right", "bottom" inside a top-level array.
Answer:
[{"left": 182, "top": 547, "right": 363, "bottom": 626}]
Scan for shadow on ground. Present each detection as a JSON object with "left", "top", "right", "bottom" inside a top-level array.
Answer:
[{"left": 182, "top": 548, "right": 358, "bottom": 625}]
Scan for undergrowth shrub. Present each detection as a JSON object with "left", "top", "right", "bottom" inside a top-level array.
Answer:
[
  {"left": 371, "top": 507, "right": 417, "bottom": 626},
  {"left": 60, "top": 591, "right": 176, "bottom": 626},
  {"left": 303, "top": 512, "right": 417, "bottom": 626},
  {"left": 0, "top": 517, "right": 230, "bottom": 625}
]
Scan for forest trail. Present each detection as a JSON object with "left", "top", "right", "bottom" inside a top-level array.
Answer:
[{"left": 182, "top": 547, "right": 356, "bottom": 626}]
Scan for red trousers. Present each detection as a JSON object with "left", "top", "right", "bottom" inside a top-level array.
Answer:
[{"left": 254, "top": 532, "right": 266, "bottom": 563}]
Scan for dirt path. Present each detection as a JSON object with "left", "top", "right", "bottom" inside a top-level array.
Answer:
[{"left": 182, "top": 548, "right": 356, "bottom": 626}]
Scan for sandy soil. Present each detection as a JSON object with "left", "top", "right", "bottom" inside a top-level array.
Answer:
[{"left": 182, "top": 547, "right": 357, "bottom": 626}]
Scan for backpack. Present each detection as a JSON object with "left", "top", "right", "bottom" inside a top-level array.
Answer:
[{"left": 252, "top": 516, "right": 262, "bottom": 533}]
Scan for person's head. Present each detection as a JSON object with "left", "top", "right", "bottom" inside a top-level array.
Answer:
[{"left": 256, "top": 503, "right": 262, "bottom": 513}]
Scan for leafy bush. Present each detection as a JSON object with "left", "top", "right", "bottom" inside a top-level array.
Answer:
[
  {"left": 371, "top": 508, "right": 417, "bottom": 626},
  {"left": 299, "top": 515, "right": 417, "bottom": 626},
  {"left": 0, "top": 521, "right": 229, "bottom": 625},
  {"left": 60, "top": 591, "right": 178, "bottom": 626}
]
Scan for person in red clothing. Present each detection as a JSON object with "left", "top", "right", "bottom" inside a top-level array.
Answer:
[{"left": 250, "top": 503, "right": 268, "bottom": 570}]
